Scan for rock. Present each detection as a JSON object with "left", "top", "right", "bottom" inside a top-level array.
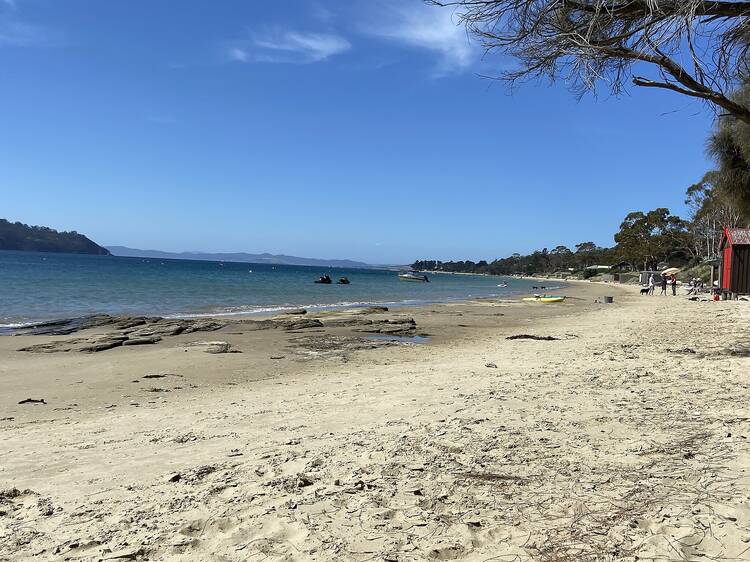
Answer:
[
  {"left": 485, "top": 363, "right": 498, "bottom": 369},
  {"left": 18, "top": 342, "right": 71, "bottom": 353},
  {"left": 385, "top": 317, "right": 416, "bottom": 325},
  {"left": 12, "top": 315, "right": 224, "bottom": 346},
  {"left": 136, "top": 322, "right": 185, "bottom": 337},
  {"left": 282, "top": 309, "right": 307, "bottom": 315},
  {"left": 166, "top": 473, "right": 181, "bottom": 483},
  {"left": 322, "top": 317, "right": 374, "bottom": 327},
  {"left": 282, "top": 319, "right": 324, "bottom": 331},
  {"left": 378, "top": 324, "right": 415, "bottom": 335},
  {"left": 18, "top": 398, "right": 46, "bottom": 405},
  {"left": 112, "top": 317, "right": 149, "bottom": 330},
  {"left": 17, "top": 314, "right": 116, "bottom": 336},
  {"left": 359, "top": 318, "right": 417, "bottom": 336},
  {"left": 239, "top": 320, "right": 278, "bottom": 331},
  {"left": 182, "top": 320, "right": 224, "bottom": 334},
  {"left": 79, "top": 338, "right": 126, "bottom": 353},
  {"left": 186, "top": 341, "right": 238, "bottom": 354},
  {"left": 360, "top": 306, "right": 389, "bottom": 313},
  {"left": 122, "top": 336, "right": 162, "bottom": 346}
]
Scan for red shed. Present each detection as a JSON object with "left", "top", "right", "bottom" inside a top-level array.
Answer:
[{"left": 720, "top": 227, "right": 750, "bottom": 295}]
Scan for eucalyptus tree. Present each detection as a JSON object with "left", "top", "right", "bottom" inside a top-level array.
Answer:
[
  {"left": 614, "top": 208, "right": 691, "bottom": 269},
  {"left": 685, "top": 176, "right": 743, "bottom": 258}
]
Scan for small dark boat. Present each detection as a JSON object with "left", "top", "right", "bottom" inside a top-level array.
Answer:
[
  {"left": 315, "top": 275, "right": 332, "bottom": 284},
  {"left": 337, "top": 277, "right": 350, "bottom": 285}
]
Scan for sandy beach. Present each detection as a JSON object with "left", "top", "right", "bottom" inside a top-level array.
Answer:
[{"left": 2, "top": 282, "right": 749, "bottom": 561}]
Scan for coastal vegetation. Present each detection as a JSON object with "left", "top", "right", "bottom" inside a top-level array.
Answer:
[
  {"left": 0, "top": 219, "right": 110, "bottom": 255},
  {"left": 413, "top": 181, "right": 743, "bottom": 276}
]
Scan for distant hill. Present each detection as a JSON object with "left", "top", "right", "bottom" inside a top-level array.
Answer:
[
  {"left": 0, "top": 219, "right": 110, "bottom": 255},
  {"left": 107, "top": 246, "right": 372, "bottom": 268}
]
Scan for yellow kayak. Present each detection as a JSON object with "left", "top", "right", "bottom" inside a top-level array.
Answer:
[{"left": 522, "top": 295, "right": 566, "bottom": 303}]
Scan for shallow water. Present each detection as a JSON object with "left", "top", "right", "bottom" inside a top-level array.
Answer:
[{"left": 0, "top": 251, "right": 561, "bottom": 324}]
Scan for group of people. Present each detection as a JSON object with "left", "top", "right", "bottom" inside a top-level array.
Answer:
[{"left": 647, "top": 273, "right": 678, "bottom": 296}]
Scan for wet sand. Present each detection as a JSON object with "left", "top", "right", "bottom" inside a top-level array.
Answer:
[{"left": 2, "top": 281, "right": 749, "bottom": 561}]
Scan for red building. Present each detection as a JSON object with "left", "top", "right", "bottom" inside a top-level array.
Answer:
[{"left": 720, "top": 228, "right": 750, "bottom": 296}]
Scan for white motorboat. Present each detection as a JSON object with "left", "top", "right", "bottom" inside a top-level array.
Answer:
[{"left": 398, "top": 271, "right": 429, "bottom": 282}]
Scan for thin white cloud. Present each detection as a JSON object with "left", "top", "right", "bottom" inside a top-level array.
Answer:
[
  {"left": 227, "top": 46, "right": 249, "bottom": 63},
  {"left": 0, "top": 19, "right": 60, "bottom": 47},
  {"left": 362, "top": 2, "right": 474, "bottom": 76},
  {"left": 227, "top": 29, "right": 351, "bottom": 64}
]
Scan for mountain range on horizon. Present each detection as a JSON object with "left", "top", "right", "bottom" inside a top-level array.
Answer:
[
  {"left": 0, "top": 218, "right": 391, "bottom": 268},
  {"left": 106, "top": 246, "right": 376, "bottom": 269}
]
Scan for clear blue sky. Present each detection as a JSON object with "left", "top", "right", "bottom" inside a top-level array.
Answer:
[{"left": 1, "top": 0, "right": 716, "bottom": 264}]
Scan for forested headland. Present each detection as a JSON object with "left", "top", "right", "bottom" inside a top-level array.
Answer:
[{"left": 0, "top": 219, "right": 110, "bottom": 255}]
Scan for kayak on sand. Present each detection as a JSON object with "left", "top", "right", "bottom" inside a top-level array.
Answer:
[{"left": 522, "top": 295, "right": 566, "bottom": 303}]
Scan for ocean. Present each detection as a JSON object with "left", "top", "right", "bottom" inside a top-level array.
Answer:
[{"left": 0, "top": 251, "right": 557, "bottom": 325}]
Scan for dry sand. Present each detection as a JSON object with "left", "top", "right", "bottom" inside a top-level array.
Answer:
[{"left": 1, "top": 282, "right": 749, "bottom": 561}]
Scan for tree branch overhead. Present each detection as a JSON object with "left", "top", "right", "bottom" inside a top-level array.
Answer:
[{"left": 429, "top": 0, "right": 750, "bottom": 121}]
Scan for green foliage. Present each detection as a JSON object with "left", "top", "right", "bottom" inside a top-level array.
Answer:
[
  {"left": 706, "top": 84, "right": 750, "bottom": 221},
  {"left": 413, "top": 243, "right": 615, "bottom": 276},
  {"left": 613, "top": 208, "right": 691, "bottom": 270},
  {"left": 0, "top": 219, "right": 110, "bottom": 255},
  {"left": 685, "top": 176, "right": 741, "bottom": 259},
  {"left": 680, "top": 264, "right": 712, "bottom": 283},
  {"left": 413, "top": 207, "right": 697, "bottom": 277}
]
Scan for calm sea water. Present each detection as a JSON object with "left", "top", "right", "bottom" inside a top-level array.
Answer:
[{"left": 0, "top": 251, "right": 558, "bottom": 325}]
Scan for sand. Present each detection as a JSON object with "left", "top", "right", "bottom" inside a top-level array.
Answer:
[{"left": 1, "top": 282, "right": 749, "bottom": 561}]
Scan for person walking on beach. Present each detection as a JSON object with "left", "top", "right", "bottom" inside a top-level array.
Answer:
[
  {"left": 660, "top": 274, "right": 667, "bottom": 296},
  {"left": 648, "top": 274, "right": 655, "bottom": 295},
  {"left": 671, "top": 275, "right": 677, "bottom": 296}
]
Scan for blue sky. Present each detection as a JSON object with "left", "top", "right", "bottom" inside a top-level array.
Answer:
[{"left": 1, "top": 0, "right": 716, "bottom": 264}]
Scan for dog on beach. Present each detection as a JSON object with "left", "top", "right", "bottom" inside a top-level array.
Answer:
[{"left": 640, "top": 287, "right": 650, "bottom": 295}]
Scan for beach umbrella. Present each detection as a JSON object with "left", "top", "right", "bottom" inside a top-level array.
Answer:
[{"left": 661, "top": 267, "right": 680, "bottom": 276}]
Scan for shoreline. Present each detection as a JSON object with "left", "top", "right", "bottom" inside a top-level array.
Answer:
[
  {"left": 0, "top": 280, "right": 617, "bottom": 420},
  {"left": 4, "top": 280, "right": 747, "bottom": 561}
]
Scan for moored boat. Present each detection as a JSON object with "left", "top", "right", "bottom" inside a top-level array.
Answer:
[{"left": 398, "top": 271, "right": 429, "bottom": 283}]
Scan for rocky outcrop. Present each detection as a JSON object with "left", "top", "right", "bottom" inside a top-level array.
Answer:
[
  {"left": 16, "top": 316, "right": 225, "bottom": 353},
  {"left": 354, "top": 317, "right": 417, "bottom": 336},
  {"left": 281, "top": 319, "right": 324, "bottom": 331}
]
